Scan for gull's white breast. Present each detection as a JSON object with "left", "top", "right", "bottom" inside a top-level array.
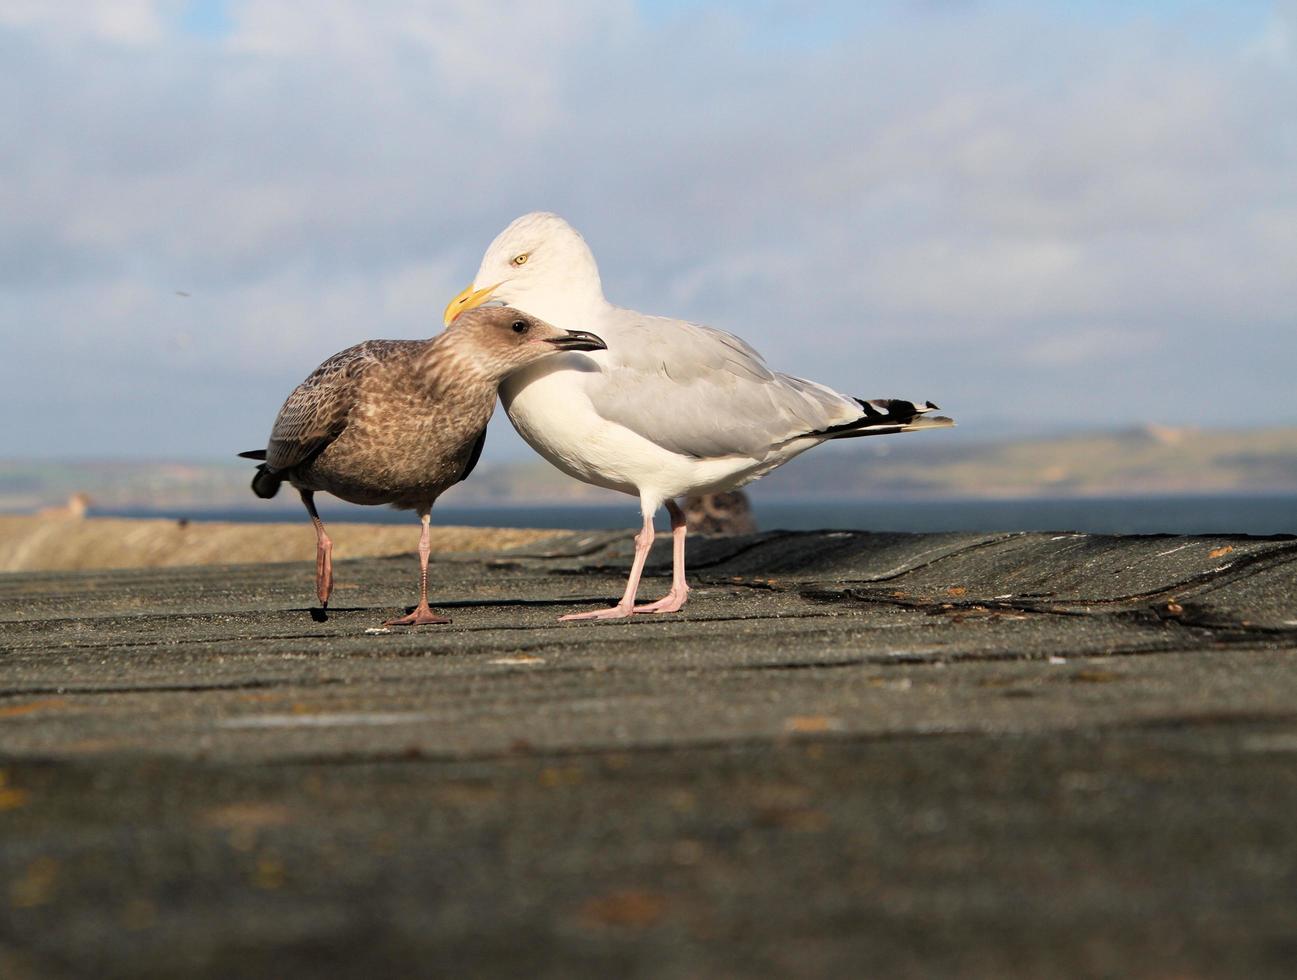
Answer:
[{"left": 501, "top": 355, "right": 807, "bottom": 506}]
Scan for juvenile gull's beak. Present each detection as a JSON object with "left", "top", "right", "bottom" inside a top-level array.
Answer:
[
  {"left": 546, "top": 330, "right": 606, "bottom": 352},
  {"left": 443, "top": 282, "right": 499, "bottom": 326}
]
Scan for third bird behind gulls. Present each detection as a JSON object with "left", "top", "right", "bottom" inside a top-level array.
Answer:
[{"left": 446, "top": 212, "right": 953, "bottom": 621}]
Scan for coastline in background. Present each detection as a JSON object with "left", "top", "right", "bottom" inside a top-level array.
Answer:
[
  {"left": 4, "top": 425, "right": 1297, "bottom": 514},
  {"left": 5, "top": 425, "right": 1296, "bottom": 537}
]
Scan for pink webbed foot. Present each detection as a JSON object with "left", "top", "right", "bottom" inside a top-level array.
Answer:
[
  {"left": 632, "top": 587, "right": 690, "bottom": 615},
  {"left": 559, "top": 604, "right": 635, "bottom": 622},
  {"left": 385, "top": 602, "right": 451, "bottom": 626}
]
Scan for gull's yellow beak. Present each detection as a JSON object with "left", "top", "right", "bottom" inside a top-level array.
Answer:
[{"left": 443, "top": 282, "right": 499, "bottom": 326}]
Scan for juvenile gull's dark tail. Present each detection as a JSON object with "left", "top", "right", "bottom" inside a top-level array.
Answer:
[
  {"left": 818, "top": 399, "right": 954, "bottom": 439},
  {"left": 238, "top": 449, "right": 282, "bottom": 499},
  {"left": 249, "top": 465, "right": 282, "bottom": 499}
]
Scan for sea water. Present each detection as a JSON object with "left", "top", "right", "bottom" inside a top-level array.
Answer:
[{"left": 96, "top": 493, "right": 1296, "bottom": 536}]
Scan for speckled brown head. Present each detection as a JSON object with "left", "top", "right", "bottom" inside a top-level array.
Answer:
[{"left": 441, "top": 306, "right": 606, "bottom": 382}]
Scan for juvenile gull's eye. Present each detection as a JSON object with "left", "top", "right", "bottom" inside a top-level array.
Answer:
[
  {"left": 511, "top": 253, "right": 529, "bottom": 266},
  {"left": 511, "top": 319, "right": 528, "bottom": 334}
]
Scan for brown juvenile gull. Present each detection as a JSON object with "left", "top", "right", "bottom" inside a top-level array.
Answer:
[
  {"left": 238, "top": 307, "right": 606, "bottom": 625},
  {"left": 445, "top": 212, "right": 954, "bottom": 621}
]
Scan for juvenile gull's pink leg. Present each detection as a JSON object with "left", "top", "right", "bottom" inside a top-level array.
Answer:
[
  {"left": 561, "top": 510, "right": 656, "bottom": 622},
  {"left": 386, "top": 511, "right": 451, "bottom": 626},
  {"left": 300, "top": 490, "right": 333, "bottom": 608},
  {"left": 633, "top": 499, "right": 690, "bottom": 614}
]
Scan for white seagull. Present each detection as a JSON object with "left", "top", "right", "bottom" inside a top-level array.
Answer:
[{"left": 445, "top": 212, "right": 953, "bottom": 621}]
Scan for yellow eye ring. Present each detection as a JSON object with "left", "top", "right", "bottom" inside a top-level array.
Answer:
[{"left": 511, "top": 253, "right": 529, "bottom": 266}]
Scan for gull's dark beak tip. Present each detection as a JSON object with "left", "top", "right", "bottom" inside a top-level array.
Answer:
[{"left": 548, "top": 330, "right": 607, "bottom": 352}]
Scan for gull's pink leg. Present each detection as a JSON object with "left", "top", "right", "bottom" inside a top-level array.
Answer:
[
  {"left": 561, "top": 509, "right": 656, "bottom": 622},
  {"left": 633, "top": 499, "right": 690, "bottom": 614},
  {"left": 300, "top": 490, "right": 333, "bottom": 608},
  {"left": 386, "top": 511, "right": 451, "bottom": 626}
]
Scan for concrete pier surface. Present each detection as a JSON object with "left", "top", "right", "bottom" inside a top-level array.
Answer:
[{"left": 2, "top": 527, "right": 1295, "bottom": 978}]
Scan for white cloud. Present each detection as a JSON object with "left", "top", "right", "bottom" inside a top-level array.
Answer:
[
  {"left": 1018, "top": 326, "right": 1162, "bottom": 368},
  {"left": 224, "top": 0, "right": 631, "bottom": 133},
  {"left": 0, "top": 0, "right": 168, "bottom": 43}
]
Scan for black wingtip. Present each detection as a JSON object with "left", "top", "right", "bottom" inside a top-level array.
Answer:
[
  {"left": 812, "top": 397, "right": 949, "bottom": 439},
  {"left": 238, "top": 449, "right": 268, "bottom": 460},
  {"left": 855, "top": 398, "right": 931, "bottom": 421}
]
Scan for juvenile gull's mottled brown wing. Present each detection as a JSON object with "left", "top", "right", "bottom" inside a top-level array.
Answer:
[{"left": 265, "top": 340, "right": 413, "bottom": 473}]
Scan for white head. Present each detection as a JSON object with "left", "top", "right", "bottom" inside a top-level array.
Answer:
[{"left": 444, "top": 212, "right": 608, "bottom": 328}]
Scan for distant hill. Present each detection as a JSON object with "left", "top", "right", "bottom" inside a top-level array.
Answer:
[
  {"left": 753, "top": 425, "right": 1297, "bottom": 499},
  {"left": 2, "top": 425, "right": 1295, "bottom": 513}
]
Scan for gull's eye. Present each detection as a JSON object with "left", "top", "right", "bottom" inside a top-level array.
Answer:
[
  {"left": 511, "top": 253, "right": 529, "bottom": 266},
  {"left": 511, "top": 319, "right": 529, "bottom": 334}
]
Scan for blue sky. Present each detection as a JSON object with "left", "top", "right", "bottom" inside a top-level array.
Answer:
[
  {"left": 1, "top": 0, "right": 1293, "bottom": 462},
  {"left": 177, "top": 0, "right": 233, "bottom": 37}
]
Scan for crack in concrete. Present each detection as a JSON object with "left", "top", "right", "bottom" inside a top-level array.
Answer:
[{"left": 0, "top": 676, "right": 348, "bottom": 698}]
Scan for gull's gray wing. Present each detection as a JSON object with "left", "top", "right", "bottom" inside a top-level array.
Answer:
[
  {"left": 585, "top": 312, "right": 864, "bottom": 458},
  {"left": 264, "top": 340, "right": 410, "bottom": 472}
]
